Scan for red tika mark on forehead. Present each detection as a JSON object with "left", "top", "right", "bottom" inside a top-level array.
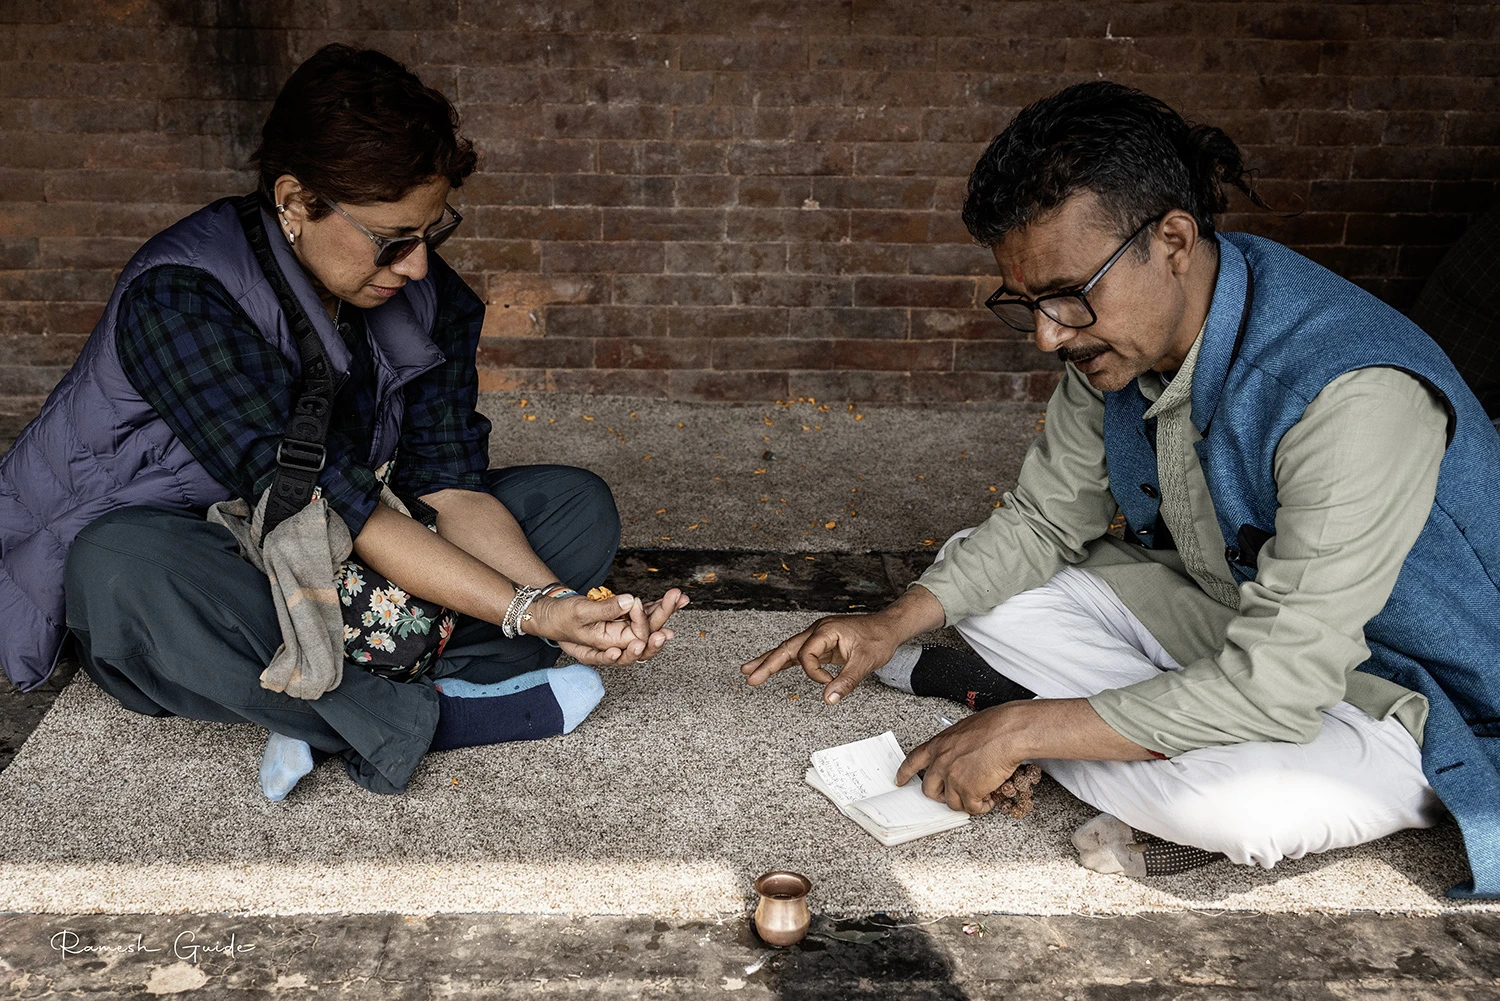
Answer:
[{"left": 1010, "top": 264, "right": 1025, "bottom": 284}]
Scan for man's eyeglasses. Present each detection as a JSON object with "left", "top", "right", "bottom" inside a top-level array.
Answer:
[
  {"left": 321, "top": 198, "right": 463, "bottom": 268},
  {"left": 984, "top": 212, "right": 1165, "bottom": 333}
]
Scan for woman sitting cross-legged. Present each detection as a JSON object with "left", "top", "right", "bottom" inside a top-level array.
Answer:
[{"left": 0, "top": 44, "right": 686, "bottom": 801}]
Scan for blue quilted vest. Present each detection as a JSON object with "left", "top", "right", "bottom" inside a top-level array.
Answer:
[
  {"left": 1104, "top": 233, "right": 1500, "bottom": 898},
  {"left": 0, "top": 196, "right": 441, "bottom": 694}
]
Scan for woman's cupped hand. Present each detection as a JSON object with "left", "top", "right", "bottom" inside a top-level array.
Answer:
[{"left": 523, "top": 588, "right": 690, "bottom": 666}]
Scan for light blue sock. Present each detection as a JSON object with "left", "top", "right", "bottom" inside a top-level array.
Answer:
[
  {"left": 545, "top": 664, "right": 605, "bottom": 734},
  {"left": 435, "top": 664, "right": 604, "bottom": 734},
  {"left": 259, "top": 732, "right": 314, "bottom": 802},
  {"left": 435, "top": 670, "right": 553, "bottom": 699}
]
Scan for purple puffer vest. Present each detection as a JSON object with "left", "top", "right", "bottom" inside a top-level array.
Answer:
[{"left": 0, "top": 196, "right": 441, "bottom": 692}]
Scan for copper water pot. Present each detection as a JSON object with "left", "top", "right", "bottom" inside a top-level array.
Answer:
[{"left": 753, "top": 871, "right": 812, "bottom": 946}]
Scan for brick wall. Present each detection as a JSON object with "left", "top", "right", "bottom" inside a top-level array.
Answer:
[{"left": 2, "top": 1, "right": 1497, "bottom": 404}]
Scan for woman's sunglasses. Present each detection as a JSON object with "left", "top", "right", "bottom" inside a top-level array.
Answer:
[{"left": 321, "top": 198, "right": 463, "bottom": 268}]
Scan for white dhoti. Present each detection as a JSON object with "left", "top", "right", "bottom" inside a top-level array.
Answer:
[{"left": 940, "top": 531, "right": 1444, "bottom": 869}]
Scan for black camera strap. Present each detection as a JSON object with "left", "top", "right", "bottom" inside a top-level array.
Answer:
[{"left": 235, "top": 194, "right": 337, "bottom": 545}]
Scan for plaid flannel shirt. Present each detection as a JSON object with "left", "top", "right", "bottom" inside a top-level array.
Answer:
[{"left": 115, "top": 254, "right": 492, "bottom": 537}]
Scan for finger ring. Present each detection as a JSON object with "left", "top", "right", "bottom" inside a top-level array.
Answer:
[{"left": 587, "top": 586, "right": 616, "bottom": 601}]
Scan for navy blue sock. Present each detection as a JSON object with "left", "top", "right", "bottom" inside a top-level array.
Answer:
[{"left": 428, "top": 686, "right": 566, "bottom": 751}]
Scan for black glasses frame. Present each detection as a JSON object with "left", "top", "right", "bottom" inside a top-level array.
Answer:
[
  {"left": 984, "top": 212, "right": 1166, "bottom": 333},
  {"left": 321, "top": 198, "right": 463, "bottom": 268}
]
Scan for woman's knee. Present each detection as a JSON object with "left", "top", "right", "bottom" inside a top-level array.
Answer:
[
  {"left": 564, "top": 467, "right": 620, "bottom": 549},
  {"left": 65, "top": 504, "right": 274, "bottom": 640},
  {"left": 540, "top": 467, "right": 620, "bottom": 589},
  {"left": 66, "top": 506, "right": 182, "bottom": 592}
]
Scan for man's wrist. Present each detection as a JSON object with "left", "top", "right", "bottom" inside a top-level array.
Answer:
[
  {"left": 872, "top": 585, "right": 947, "bottom": 644},
  {"left": 991, "top": 697, "right": 1159, "bottom": 763},
  {"left": 991, "top": 700, "right": 1046, "bottom": 761}
]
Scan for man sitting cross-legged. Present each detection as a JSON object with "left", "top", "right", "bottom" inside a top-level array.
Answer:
[{"left": 742, "top": 82, "right": 1500, "bottom": 897}]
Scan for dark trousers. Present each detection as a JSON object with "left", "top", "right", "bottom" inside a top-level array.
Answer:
[{"left": 63, "top": 465, "right": 619, "bottom": 795}]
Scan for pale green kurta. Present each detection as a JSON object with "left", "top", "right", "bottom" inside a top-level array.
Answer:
[{"left": 914, "top": 334, "right": 1448, "bottom": 755}]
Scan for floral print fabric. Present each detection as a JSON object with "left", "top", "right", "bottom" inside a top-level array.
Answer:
[
  {"left": 335, "top": 561, "right": 456, "bottom": 682},
  {"left": 328, "top": 455, "right": 457, "bottom": 683}
]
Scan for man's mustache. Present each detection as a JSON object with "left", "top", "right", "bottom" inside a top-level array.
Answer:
[{"left": 1057, "top": 345, "right": 1108, "bottom": 365}]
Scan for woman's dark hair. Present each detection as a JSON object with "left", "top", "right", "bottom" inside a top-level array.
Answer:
[
  {"left": 252, "top": 44, "right": 477, "bottom": 219},
  {"left": 963, "top": 81, "right": 1269, "bottom": 249}
]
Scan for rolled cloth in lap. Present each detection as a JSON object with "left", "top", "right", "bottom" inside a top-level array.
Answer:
[{"left": 207, "top": 486, "right": 407, "bottom": 700}]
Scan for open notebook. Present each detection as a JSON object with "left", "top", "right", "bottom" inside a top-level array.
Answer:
[{"left": 805, "top": 731, "right": 970, "bottom": 846}]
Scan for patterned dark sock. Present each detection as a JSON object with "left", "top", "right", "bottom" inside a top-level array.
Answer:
[
  {"left": 910, "top": 645, "right": 1036, "bottom": 711},
  {"left": 1074, "top": 813, "right": 1228, "bottom": 877},
  {"left": 428, "top": 687, "right": 566, "bottom": 751},
  {"left": 1133, "top": 831, "right": 1228, "bottom": 876}
]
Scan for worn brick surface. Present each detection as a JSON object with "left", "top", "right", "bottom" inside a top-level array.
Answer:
[{"left": 1, "top": 1, "right": 1496, "bottom": 402}]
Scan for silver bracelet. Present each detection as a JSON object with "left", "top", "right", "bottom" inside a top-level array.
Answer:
[{"left": 501, "top": 584, "right": 545, "bottom": 639}]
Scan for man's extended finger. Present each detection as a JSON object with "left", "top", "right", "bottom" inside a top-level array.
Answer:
[
  {"left": 742, "top": 630, "right": 810, "bottom": 679},
  {"left": 609, "top": 635, "right": 651, "bottom": 666},
  {"left": 562, "top": 637, "right": 626, "bottom": 664},
  {"left": 741, "top": 629, "right": 807, "bottom": 670},
  {"left": 896, "top": 742, "right": 934, "bottom": 786},
  {"left": 747, "top": 647, "right": 802, "bottom": 685},
  {"left": 744, "top": 648, "right": 792, "bottom": 685}
]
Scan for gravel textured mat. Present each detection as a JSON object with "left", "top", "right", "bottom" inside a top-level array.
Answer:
[{"left": 0, "top": 611, "right": 1484, "bottom": 918}]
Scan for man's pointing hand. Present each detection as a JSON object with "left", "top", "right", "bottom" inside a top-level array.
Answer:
[{"left": 740, "top": 614, "right": 903, "bottom": 704}]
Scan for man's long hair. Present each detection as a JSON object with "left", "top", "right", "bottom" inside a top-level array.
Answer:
[{"left": 963, "top": 81, "right": 1270, "bottom": 248}]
